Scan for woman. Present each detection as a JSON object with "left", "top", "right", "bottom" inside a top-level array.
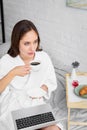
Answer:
[{"left": 0, "top": 20, "right": 63, "bottom": 130}]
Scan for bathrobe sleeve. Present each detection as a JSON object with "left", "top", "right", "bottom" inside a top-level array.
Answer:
[
  {"left": 40, "top": 52, "right": 57, "bottom": 99},
  {"left": 0, "top": 55, "right": 10, "bottom": 102},
  {"left": 0, "top": 57, "right": 5, "bottom": 79},
  {"left": 0, "top": 54, "right": 14, "bottom": 79},
  {"left": 0, "top": 54, "right": 15, "bottom": 97}
]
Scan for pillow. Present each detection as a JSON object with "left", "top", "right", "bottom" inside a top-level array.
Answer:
[{"left": 0, "top": 43, "right": 10, "bottom": 58}]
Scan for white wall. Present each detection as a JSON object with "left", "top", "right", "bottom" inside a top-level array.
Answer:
[{"left": 3, "top": 0, "right": 87, "bottom": 71}]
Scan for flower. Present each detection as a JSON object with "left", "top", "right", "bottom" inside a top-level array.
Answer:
[{"left": 72, "top": 61, "right": 80, "bottom": 68}]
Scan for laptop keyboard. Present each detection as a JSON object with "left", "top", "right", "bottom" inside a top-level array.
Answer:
[{"left": 15, "top": 112, "right": 55, "bottom": 129}]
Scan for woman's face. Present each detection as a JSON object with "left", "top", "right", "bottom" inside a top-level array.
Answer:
[{"left": 19, "top": 30, "right": 38, "bottom": 61}]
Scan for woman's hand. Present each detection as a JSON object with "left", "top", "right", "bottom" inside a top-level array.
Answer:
[
  {"left": 0, "top": 64, "right": 31, "bottom": 93},
  {"left": 10, "top": 64, "right": 31, "bottom": 77},
  {"left": 28, "top": 85, "right": 48, "bottom": 99}
]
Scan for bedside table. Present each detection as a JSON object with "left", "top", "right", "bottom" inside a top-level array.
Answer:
[{"left": 66, "top": 73, "right": 87, "bottom": 130}]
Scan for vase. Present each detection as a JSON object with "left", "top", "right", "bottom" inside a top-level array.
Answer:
[
  {"left": 71, "top": 68, "right": 77, "bottom": 81},
  {"left": 71, "top": 68, "right": 79, "bottom": 87}
]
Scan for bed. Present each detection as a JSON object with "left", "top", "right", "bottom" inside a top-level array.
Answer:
[{"left": 0, "top": 42, "right": 87, "bottom": 130}]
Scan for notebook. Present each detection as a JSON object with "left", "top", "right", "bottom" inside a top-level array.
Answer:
[{"left": 11, "top": 104, "right": 58, "bottom": 130}]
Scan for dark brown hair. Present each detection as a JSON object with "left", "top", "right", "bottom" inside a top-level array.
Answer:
[{"left": 7, "top": 20, "right": 41, "bottom": 57}]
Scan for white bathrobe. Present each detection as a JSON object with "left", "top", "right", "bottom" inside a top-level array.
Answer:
[{"left": 0, "top": 51, "right": 64, "bottom": 130}]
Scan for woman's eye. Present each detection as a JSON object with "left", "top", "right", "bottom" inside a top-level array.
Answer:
[
  {"left": 24, "top": 42, "right": 30, "bottom": 45},
  {"left": 34, "top": 40, "right": 38, "bottom": 44}
]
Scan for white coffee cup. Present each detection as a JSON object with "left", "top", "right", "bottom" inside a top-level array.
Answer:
[{"left": 30, "top": 60, "right": 41, "bottom": 71}]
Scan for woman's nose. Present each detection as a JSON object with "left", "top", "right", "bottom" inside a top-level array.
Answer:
[{"left": 29, "top": 44, "right": 35, "bottom": 51}]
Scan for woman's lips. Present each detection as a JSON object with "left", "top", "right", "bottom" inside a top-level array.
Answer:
[{"left": 28, "top": 52, "right": 34, "bottom": 55}]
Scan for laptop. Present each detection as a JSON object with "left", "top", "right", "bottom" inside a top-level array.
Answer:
[{"left": 11, "top": 104, "right": 58, "bottom": 130}]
